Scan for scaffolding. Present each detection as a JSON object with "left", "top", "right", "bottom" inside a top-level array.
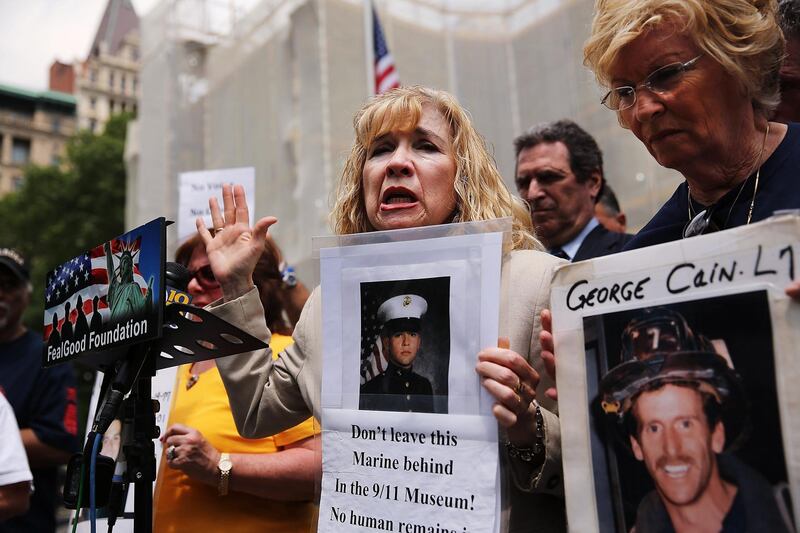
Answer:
[{"left": 130, "top": 0, "right": 680, "bottom": 280}]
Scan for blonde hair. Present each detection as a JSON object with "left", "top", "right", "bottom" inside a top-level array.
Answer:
[
  {"left": 584, "top": 0, "right": 785, "bottom": 116},
  {"left": 331, "top": 86, "right": 540, "bottom": 251}
]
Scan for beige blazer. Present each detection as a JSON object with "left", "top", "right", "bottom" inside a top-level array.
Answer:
[{"left": 212, "top": 249, "right": 567, "bottom": 532}]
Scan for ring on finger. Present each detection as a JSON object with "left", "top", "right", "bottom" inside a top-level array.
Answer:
[
  {"left": 518, "top": 384, "right": 535, "bottom": 412},
  {"left": 166, "top": 445, "right": 176, "bottom": 461}
]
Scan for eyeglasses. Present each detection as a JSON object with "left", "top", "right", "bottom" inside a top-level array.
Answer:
[
  {"left": 189, "top": 264, "right": 219, "bottom": 289},
  {"left": 601, "top": 55, "right": 702, "bottom": 111}
]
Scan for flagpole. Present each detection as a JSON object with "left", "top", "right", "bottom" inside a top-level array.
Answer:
[
  {"left": 364, "top": 0, "right": 375, "bottom": 96},
  {"left": 318, "top": 0, "right": 332, "bottom": 205}
]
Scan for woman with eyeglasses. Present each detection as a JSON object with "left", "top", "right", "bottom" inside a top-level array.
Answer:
[
  {"left": 199, "top": 86, "right": 568, "bottom": 532},
  {"left": 538, "top": 0, "right": 800, "bottom": 418},
  {"left": 583, "top": 0, "right": 799, "bottom": 250},
  {"left": 153, "top": 234, "right": 319, "bottom": 533}
]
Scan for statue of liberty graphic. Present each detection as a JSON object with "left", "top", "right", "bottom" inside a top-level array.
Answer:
[{"left": 104, "top": 238, "right": 154, "bottom": 323}]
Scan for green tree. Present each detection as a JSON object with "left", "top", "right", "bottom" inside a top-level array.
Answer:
[{"left": 0, "top": 113, "right": 132, "bottom": 330}]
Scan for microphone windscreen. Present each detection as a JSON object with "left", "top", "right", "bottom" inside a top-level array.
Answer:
[{"left": 165, "top": 262, "right": 192, "bottom": 292}]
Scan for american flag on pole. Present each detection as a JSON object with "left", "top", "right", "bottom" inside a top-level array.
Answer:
[
  {"left": 373, "top": 5, "right": 400, "bottom": 94},
  {"left": 360, "top": 289, "right": 390, "bottom": 385},
  {"left": 43, "top": 238, "right": 148, "bottom": 341}
]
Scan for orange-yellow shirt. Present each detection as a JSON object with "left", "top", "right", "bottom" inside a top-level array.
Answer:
[{"left": 154, "top": 334, "right": 318, "bottom": 533}]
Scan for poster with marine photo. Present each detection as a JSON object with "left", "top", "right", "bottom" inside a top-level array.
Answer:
[
  {"left": 550, "top": 214, "right": 800, "bottom": 533},
  {"left": 316, "top": 221, "right": 508, "bottom": 533}
]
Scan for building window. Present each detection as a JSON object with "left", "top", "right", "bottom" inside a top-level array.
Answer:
[
  {"left": 121, "top": 102, "right": 127, "bottom": 112},
  {"left": 109, "top": 71, "right": 115, "bottom": 89},
  {"left": 133, "top": 77, "right": 138, "bottom": 93},
  {"left": 53, "top": 116, "right": 61, "bottom": 133},
  {"left": 110, "top": 100, "right": 115, "bottom": 113},
  {"left": 11, "top": 138, "right": 31, "bottom": 164},
  {"left": 12, "top": 176, "right": 24, "bottom": 190},
  {"left": 90, "top": 69, "right": 97, "bottom": 82},
  {"left": 121, "top": 75, "right": 126, "bottom": 92},
  {"left": 90, "top": 96, "right": 96, "bottom": 110},
  {"left": 89, "top": 119, "right": 97, "bottom": 133},
  {"left": 131, "top": 46, "right": 139, "bottom": 61}
]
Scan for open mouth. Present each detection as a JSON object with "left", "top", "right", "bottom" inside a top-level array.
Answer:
[
  {"left": 662, "top": 464, "right": 690, "bottom": 478},
  {"left": 381, "top": 187, "right": 419, "bottom": 210}
]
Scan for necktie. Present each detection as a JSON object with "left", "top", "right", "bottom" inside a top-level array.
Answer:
[{"left": 550, "top": 248, "right": 570, "bottom": 261}]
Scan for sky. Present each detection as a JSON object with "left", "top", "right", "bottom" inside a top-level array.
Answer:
[{"left": 0, "top": 0, "right": 160, "bottom": 91}]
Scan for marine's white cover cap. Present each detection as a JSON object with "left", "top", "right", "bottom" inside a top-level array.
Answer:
[{"left": 377, "top": 294, "right": 428, "bottom": 324}]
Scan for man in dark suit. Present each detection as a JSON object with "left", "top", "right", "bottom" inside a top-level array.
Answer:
[{"left": 514, "top": 119, "right": 632, "bottom": 261}]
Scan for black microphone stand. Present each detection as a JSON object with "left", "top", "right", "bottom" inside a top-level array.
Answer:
[
  {"left": 71, "top": 302, "right": 267, "bottom": 533},
  {"left": 128, "top": 345, "right": 157, "bottom": 533},
  {"left": 81, "top": 339, "right": 158, "bottom": 533}
]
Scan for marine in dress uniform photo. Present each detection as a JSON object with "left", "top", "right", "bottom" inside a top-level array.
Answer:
[{"left": 360, "top": 294, "right": 437, "bottom": 413}]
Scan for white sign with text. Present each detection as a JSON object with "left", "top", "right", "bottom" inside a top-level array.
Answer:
[
  {"left": 177, "top": 167, "right": 255, "bottom": 242},
  {"left": 316, "top": 224, "right": 507, "bottom": 533}
]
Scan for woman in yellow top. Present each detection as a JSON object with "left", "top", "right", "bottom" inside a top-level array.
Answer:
[{"left": 154, "top": 234, "right": 317, "bottom": 533}]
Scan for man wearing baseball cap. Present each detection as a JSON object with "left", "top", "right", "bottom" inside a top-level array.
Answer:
[
  {"left": 360, "top": 294, "right": 436, "bottom": 413},
  {"left": 598, "top": 310, "right": 791, "bottom": 533},
  {"left": 0, "top": 248, "right": 78, "bottom": 532}
]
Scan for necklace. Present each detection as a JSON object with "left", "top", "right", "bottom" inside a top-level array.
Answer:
[
  {"left": 745, "top": 121, "right": 770, "bottom": 224},
  {"left": 186, "top": 372, "right": 199, "bottom": 390},
  {"left": 686, "top": 122, "right": 770, "bottom": 230}
]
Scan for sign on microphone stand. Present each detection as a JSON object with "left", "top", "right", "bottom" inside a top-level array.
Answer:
[
  {"left": 42, "top": 218, "right": 165, "bottom": 367},
  {"left": 46, "top": 218, "right": 268, "bottom": 533}
]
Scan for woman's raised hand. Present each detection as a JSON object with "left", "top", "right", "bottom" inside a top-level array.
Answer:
[{"left": 196, "top": 184, "right": 277, "bottom": 301}]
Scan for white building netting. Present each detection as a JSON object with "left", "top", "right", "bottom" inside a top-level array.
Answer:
[{"left": 131, "top": 0, "right": 681, "bottom": 281}]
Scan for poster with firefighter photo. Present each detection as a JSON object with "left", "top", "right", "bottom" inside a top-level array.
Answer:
[{"left": 550, "top": 214, "right": 800, "bottom": 533}]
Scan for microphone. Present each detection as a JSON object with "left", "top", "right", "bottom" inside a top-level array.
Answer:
[
  {"left": 165, "top": 262, "right": 192, "bottom": 305},
  {"left": 102, "top": 263, "right": 191, "bottom": 529},
  {"left": 57, "top": 219, "right": 266, "bottom": 532},
  {"left": 93, "top": 263, "right": 192, "bottom": 436}
]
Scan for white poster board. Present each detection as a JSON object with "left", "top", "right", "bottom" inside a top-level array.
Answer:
[
  {"left": 177, "top": 167, "right": 255, "bottom": 243},
  {"left": 316, "top": 222, "right": 508, "bottom": 533},
  {"left": 551, "top": 214, "right": 800, "bottom": 533}
]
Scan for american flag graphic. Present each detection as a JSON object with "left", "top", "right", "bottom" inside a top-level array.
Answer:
[
  {"left": 360, "top": 289, "right": 390, "bottom": 385},
  {"left": 43, "top": 237, "right": 148, "bottom": 341},
  {"left": 373, "top": 5, "right": 400, "bottom": 94}
]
